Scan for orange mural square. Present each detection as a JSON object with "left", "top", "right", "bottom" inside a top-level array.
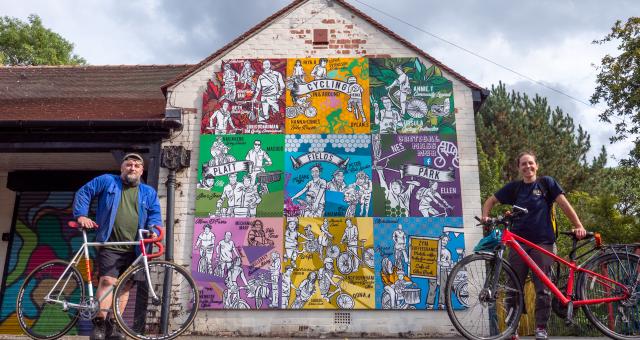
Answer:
[{"left": 285, "top": 58, "right": 370, "bottom": 134}]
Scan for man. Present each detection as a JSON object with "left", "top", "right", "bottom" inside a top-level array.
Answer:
[
  {"left": 346, "top": 76, "right": 365, "bottom": 122},
  {"left": 237, "top": 175, "right": 261, "bottom": 217},
  {"left": 73, "top": 153, "right": 161, "bottom": 340},
  {"left": 252, "top": 59, "right": 284, "bottom": 121},
  {"left": 311, "top": 58, "right": 328, "bottom": 80},
  {"left": 245, "top": 140, "right": 272, "bottom": 184},
  {"left": 426, "top": 233, "right": 453, "bottom": 310},
  {"left": 215, "top": 173, "right": 241, "bottom": 217},
  {"left": 291, "top": 164, "right": 327, "bottom": 217},
  {"left": 216, "top": 231, "right": 241, "bottom": 278},
  {"left": 392, "top": 224, "right": 408, "bottom": 270},
  {"left": 341, "top": 219, "right": 360, "bottom": 270},
  {"left": 221, "top": 63, "right": 239, "bottom": 102},
  {"left": 374, "top": 96, "right": 401, "bottom": 133},
  {"left": 268, "top": 252, "right": 281, "bottom": 308},
  {"left": 207, "top": 101, "right": 237, "bottom": 134},
  {"left": 194, "top": 224, "right": 216, "bottom": 274},
  {"left": 327, "top": 169, "right": 346, "bottom": 193},
  {"left": 386, "top": 65, "right": 411, "bottom": 117}
]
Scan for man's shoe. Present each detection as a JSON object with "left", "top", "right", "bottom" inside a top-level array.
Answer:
[
  {"left": 535, "top": 327, "right": 548, "bottom": 340},
  {"left": 90, "top": 317, "right": 107, "bottom": 340},
  {"left": 510, "top": 332, "right": 519, "bottom": 340},
  {"left": 106, "top": 318, "right": 126, "bottom": 340}
]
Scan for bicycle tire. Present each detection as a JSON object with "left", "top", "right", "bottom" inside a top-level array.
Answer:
[
  {"left": 578, "top": 252, "right": 640, "bottom": 340},
  {"left": 445, "top": 253, "right": 523, "bottom": 340},
  {"left": 364, "top": 248, "right": 375, "bottom": 268},
  {"left": 17, "top": 260, "right": 85, "bottom": 340},
  {"left": 112, "top": 261, "right": 199, "bottom": 340}
]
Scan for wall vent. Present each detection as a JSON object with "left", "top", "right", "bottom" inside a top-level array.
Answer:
[{"left": 334, "top": 312, "right": 351, "bottom": 325}]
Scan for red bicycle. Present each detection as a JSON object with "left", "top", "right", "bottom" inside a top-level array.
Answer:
[{"left": 445, "top": 206, "right": 640, "bottom": 340}]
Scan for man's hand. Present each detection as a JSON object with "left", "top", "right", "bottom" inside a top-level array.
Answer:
[
  {"left": 573, "top": 226, "right": 587, "bottom": 240},
  {"left": 77, "top": 216, "right": 98, "bottom": 229}
]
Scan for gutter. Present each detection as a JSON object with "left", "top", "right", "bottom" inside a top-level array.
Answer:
[{"left": 0, "top": 119, "right": 182, "bottom": 129}]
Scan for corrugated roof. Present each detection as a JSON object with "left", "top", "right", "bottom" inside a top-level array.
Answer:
[
  {"left": 0, "top": 65, "right": 192, "bottom": 120},
  {"left": 161, "top": 0, "right": 484, "bottom": 92}
]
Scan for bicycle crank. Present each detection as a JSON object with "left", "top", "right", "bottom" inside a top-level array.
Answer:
[{"left": 79, "top": 298, "right": 99, "bottom": 320}]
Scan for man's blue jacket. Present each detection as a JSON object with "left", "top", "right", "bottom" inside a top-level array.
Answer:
[{"left": 73, "top": 174, "right": 162, "bottom": 243}]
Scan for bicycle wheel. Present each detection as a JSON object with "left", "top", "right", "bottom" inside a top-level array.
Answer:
[
  {"left": 578, "top": 252, "right": 640, "bottom": 340},
  {"left": 445, "top": 253, "right": 523, "bottom": 340},
  {"left": 17, "top": 260, "right": 85, "bottom": 340},
  {"left": 113, "top": 261, "right": 199, "bottom": 340},
  {"left": 363, "top": 247, "right": 375, "bottom": 268}
]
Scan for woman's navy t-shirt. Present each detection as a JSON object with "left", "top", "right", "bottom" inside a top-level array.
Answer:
[{"left": 494, "top": 176, "right": 564, "bottom": 244}]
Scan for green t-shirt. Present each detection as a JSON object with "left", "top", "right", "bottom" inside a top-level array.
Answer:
[{"left": 107, "top": 185, "right": 139, "bottom": 252}]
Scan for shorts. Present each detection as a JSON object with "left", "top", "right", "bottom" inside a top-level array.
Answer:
[{"left": 98, "top": 248, "right": 137, "bottom": 278}]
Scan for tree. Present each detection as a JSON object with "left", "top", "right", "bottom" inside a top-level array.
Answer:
[
  {"left": 591, "top": 17, "right": 640, "bottom": 165},
  {"left": 476, "top": 82, "right": 605, "bottom": 194},
  {"left": 0, "top": 14, "right": 85, "bottom": 66}
]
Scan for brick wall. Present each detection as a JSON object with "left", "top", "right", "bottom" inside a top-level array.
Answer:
[{"left": 161, "top": 0, "right": 481, "bottom": 336}]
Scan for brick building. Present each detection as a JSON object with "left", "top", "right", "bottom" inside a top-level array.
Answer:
[{"left": 0, "top": 0, "right": 487, "bottom": 337}]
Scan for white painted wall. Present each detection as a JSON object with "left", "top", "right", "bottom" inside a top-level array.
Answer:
[{"left": 161, "top": 0, "right": 482, "bottom": 336}]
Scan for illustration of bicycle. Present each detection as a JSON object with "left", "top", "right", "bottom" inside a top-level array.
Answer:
[
  {"left": 321, "top": 276, "right": 355, "bottom": 309},
  {"left": 337, "top": 239, "right": 375, "bottom": 275},
  {"left": 285, "top": 94, "right": 317, "bottom": 119},
  {"left": 381, "top": 284, "right": 420, "bottom": 310},
  {"left": 197, "top": 244, "right": 214, "bottom": 275},
  {"left": 222, "top": 286, "right": 250, "bottom": 309}
]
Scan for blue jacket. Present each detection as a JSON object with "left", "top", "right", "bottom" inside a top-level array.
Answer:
[{"left": 73, "top": 174, "right": 162, "bottom": 243}]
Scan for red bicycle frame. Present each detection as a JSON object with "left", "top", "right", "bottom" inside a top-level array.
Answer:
[{"left": 501, "top": 228, "right": 631, "bottom": 307}]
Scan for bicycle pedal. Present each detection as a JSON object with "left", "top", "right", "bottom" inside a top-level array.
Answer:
[{"left": 564, "top": 301, "right": 574, "bottom": 326}]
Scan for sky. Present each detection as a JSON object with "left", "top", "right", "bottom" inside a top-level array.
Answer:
[{"left": 1, "top": 0, "right": 636, "bottom": 165}]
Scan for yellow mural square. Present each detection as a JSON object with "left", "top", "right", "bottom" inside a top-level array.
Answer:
[{"left": 285, "top": 58, "right": 371, "bottom": 134}]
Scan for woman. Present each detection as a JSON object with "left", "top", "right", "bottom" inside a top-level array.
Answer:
[{"left": 481, "top": 151, "right": 586, "bottom": 340}]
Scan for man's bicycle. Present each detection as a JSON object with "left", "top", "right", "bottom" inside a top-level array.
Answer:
[
  {"left": 445, "top": 206, "right": 640, "bottom": 340},
  {"left": 16, "top": 221, "right": 199, "bottom": 340}
]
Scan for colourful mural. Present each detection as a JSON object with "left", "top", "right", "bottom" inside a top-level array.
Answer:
[
  {"left": 196, "top": 134, "right": 285, "bottom": 217},
  {"left": 372, "top": 133, "right": 461, "bottom": 217},
  {"left": 202, "top": 59, "right": 286, "bottom": 134},
  {"left": 373, "top": 217, "right": 465, "bottom": 310},
  {"left": 0, "top": 192, "right": 94, "bottom": 335},
  {"left": 193, "top": 56, "right": 465, "bottom": 310},
  {"left": 283, "top": 217, "right": 374, "bottom": 309},
  {"left": 285, "top": 58, "right": 370, "bottom": 134},
  {"left": 192, "top": 217, "right": 284, "bottom": 309},
  {"left": 369, "top": 57, "right": 455, "bottom": 134},
  {"left": 284, "top": 134, "right": 372, "bottom": 217}
]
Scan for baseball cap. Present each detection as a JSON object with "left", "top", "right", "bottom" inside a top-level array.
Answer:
[{"left": 122, "top": 152, "right": 144, "bottom": 164}]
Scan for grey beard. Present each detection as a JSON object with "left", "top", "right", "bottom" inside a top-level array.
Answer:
[{"left": 122, "top": 174, "right": 140, "bottom": 186}]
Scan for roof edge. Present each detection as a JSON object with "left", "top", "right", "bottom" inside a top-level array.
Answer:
[{"left": 161, "top": 0, "right": 485, "bottom": 93}]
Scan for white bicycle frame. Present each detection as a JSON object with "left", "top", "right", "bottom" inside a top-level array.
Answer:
[{"left": 44, "top": 228, "right": 160, "bottom": 311}]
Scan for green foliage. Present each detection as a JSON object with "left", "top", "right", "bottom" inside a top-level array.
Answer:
[
  {"left": 0, "top": 14, "right": 85, "bottom": 66},
  {"left": 476, "top": 82, "right": 604, "bottom": 193},
  {"left": 591, "top": 17, "right": 640, "bottom": 165}
]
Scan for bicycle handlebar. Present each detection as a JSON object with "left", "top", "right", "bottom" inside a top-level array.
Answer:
[{"left": 68, "top": 221, "right": 165, "bottom": 259}]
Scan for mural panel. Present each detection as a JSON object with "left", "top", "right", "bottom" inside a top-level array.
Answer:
[
  {"left": 285, "top": 58, "right": 370, "bottom": 134},
  {"left": 284, "top": 134, "right": 372, "bottom": 217},
  {"left": 369, "top": 58, "right": 455, "bottom": 134},
  {"left": 373, "top": 217, "right": 465, "bottom": 310},
  {"left": 202, "top": 59, "right": 286, "bottom": 134},
  {"left": 283, "top": 217, "right": 374, "bottom": 309},
  {"left": 372, "top": 133, "right": 462, "bottom": 217},
  {"left": 196, "top": 134, "right": 285, "bottom": 217},
  {"left": 192, "top": 217, "right": 284, "bottom": 309}
]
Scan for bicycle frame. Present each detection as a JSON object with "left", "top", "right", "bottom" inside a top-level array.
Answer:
[
  {"left": 44, "top": 225, "right": 165, "bottom": 311},
  {"left": 498, "top": 228, "right": 631, "bottom": 307}
]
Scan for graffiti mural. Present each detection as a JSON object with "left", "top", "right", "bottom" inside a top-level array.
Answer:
[
  {"left": 284, "top": 134, "right": 372, "bottom": 217},
  {"left": 369, "top": 58, "right": 455, "bottom": 134},
  {"left": 202, "top": 59, "right": 286, "bottom": 134},
  {"left": 372, "top": 133, "right": 461, "bottom": 217},
  {"left": 196, "top": 134, "right": 285, "bottom": 217},
  {"left": 285, "top": 58, "right": 370, "bottom": 134},
  {"left": 373, "top": 217, "right": 465, "bottom": 310},
  {"left": 0, "top": 192, "right": 94, "bottom": 335},
  {"left": 192, "top": 217, "right": 284, "bottom": 309},
  {"left": 283, "top": 217, "right": 374, "bottom": 309}
]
